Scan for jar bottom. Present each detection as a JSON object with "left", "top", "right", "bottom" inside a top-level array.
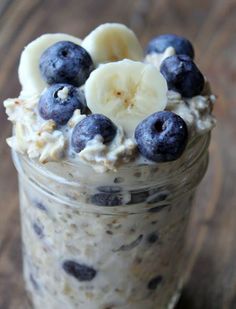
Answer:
[{"left": 25, "top": 282, "right": 184, "bottom": 309}]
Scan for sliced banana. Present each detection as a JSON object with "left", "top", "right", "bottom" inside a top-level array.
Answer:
[
  {"left": 18, "top": 33, "right": 82, "bottom": 98},
  {"left": 82, "top": 23, "right": 143, "bottom": 66},
  {"left": 85, "top": 59, "right": 168, "bottom": 135}
]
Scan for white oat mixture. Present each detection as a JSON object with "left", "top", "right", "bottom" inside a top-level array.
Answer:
[{"left": 4, "top": 23, "right": 216, "bottom": 309}]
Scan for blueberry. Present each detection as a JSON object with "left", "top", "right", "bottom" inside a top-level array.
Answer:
[
  {"left": 38, "top": 83, "right": 86, "bottom": 125},
  {"left": 147, "top": 275, "right": 163, "bottom": 290},
  {"left": 62, "top": 260, "right": 96, "bottom": 281},
  {"left": 34, "top": 201, "right": 47, "bottom": 211},
  {"left": 146, "top": 34, "right": 194, "bottom": 58},
  {"left": 39, "top": 41, "right": 94, "bottom": 86},
  {"left": 91, "top": 186, "right": 123, "bottom": 206},
  {"left": 160, "top": 55, "right": 204, "bottom": 97},
  {"left": 147, "top": 232, "right": 159, "bottom": 244},
  {"left": 32, "top": 221, "right": 44, "bottom": 238},
  {"left": 91, "top": 193, "right": 123, "bottom": 207},
  {"left": 71, "top": 114, "right": 117, "bottom": 153},
  {"left": 135, "top": 111, "right": 188, "bottom": 162}
]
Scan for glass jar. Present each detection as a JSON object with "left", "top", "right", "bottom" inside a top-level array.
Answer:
[{"left": 13, "top": 133, "right": 210, "bottom": 309}]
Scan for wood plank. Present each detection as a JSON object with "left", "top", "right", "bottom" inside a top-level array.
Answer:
[{"left": 0, "top": 0, "right": 235, "bottom": 308}]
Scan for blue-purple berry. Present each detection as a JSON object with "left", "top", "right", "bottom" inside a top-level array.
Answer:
[
  {"left": 135, "top": 111, "right": 188, "bottom": 162},
  {"left": 91, "top": 187, "right": 123, "bottom": 207},
  {"left": 39, "top": 41, "right": 94, "bottom": 86},
  {"left": 38, "top": 83, "right": 86, "bottom": 125},
  {"left": 160, "top": 55, "right": 204, "bottom": 97},
  {"left": 146, "top": 34, "right": 194, "bottom": 58},
  {"left": 63, "top": 260, "right": 96, "bottom": 281},
  {"left": 147, "top": 275, "right": 163, "bottom": 290},
  {"left": 147, "top": 232, "right": 159, "bottom": 244},
  {"left": 71, "top": 114, "right": 117, "bottom": 153}
]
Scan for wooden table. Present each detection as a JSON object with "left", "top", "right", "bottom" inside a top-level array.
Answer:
[{"left": 0, "top": 1, "right": 235, "bottom": 308}]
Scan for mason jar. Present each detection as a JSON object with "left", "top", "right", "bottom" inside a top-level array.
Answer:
[{"left": 13, "top": 132, "right": 210, "bottom": 309}]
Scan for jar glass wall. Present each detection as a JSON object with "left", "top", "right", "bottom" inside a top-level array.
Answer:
[{"left": 14, "top": 133, "right": 210, "bottom": 309}]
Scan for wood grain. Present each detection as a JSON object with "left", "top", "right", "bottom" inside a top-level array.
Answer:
[{"left": 0, "top": 0, "right": 235, "bottom": 308}]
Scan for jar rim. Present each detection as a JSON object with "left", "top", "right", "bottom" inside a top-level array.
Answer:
[{"left": 12, "top": 133, "right": 210, "bottom": 212}]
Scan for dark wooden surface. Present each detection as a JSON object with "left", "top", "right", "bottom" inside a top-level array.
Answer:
[{"left": 0, "top": 1, "right": 235, "bottom": 308}]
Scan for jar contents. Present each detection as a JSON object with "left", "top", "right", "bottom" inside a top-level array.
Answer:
[{"left": 4, "top": 23, "right": 216, "bottom": 309}]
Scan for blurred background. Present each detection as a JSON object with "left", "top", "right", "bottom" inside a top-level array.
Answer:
[{"left": 0, "top": 0, "right": 235, "bottom": 308}]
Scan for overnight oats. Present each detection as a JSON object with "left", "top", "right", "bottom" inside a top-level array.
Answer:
[{"left": 4, "top": 23, "right": 216, "bottom": 309}]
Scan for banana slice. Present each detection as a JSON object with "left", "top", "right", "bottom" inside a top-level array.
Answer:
[
  {"left": 85, "top": 59, "right": 168, "bottom": 135},
  {"left": 82, "top": 23, "right": 143, "bottom": 66},
  {"left": 18, "top": 33, "right": 82, "bottom": 98}
]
